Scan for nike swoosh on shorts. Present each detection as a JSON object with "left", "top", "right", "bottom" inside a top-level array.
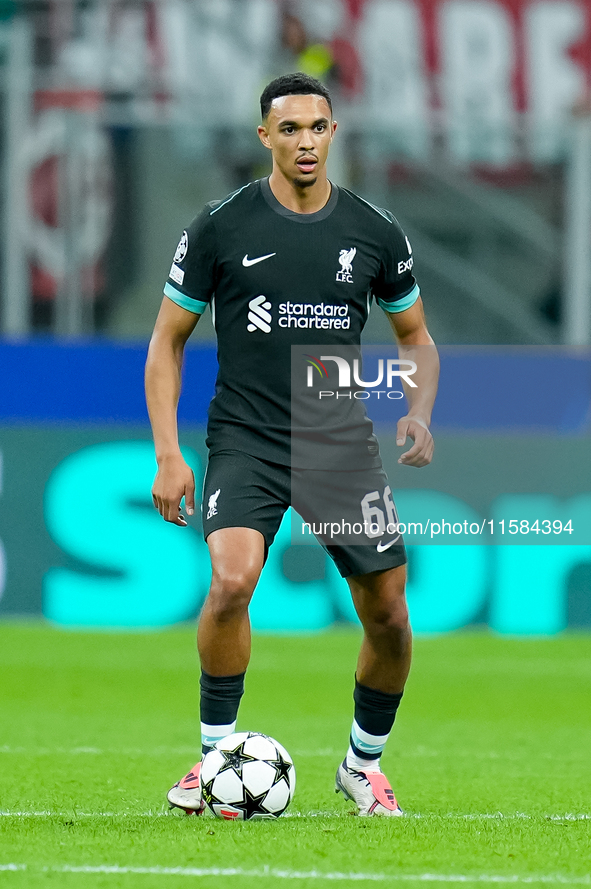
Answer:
[
  {"left": 242, "top": 253, "right": 276, "bottom": 267},
  {"left": 376, "top": 538, "right": 399, "bottom": 552}
]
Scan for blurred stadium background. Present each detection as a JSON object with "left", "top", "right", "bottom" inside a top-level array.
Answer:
[{"left": 0, "top": 0, "right": 590, "bottom": 633}]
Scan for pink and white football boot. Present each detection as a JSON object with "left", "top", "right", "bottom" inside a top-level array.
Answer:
[
  {"left": 167, "top": 762, "right": 206, "bottom": 815},
  {"left": 335, "top": 759, "right": 403, "bottom": 816}
]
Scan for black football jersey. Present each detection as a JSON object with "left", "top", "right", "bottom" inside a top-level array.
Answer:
[{"left": 164, "top": 177, "right": 419, "bottom": 466}]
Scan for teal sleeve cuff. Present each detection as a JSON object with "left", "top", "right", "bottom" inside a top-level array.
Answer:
[
  {"left": 164, "top": 282, "right": 209, "bottom": 314},
  {"left": 378, "top": 283, "right": 420, "bottom": 314}
]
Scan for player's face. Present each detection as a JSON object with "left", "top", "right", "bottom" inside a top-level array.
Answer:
[{"left": 258, "top": 94, "right": 337, "bottom": 189}]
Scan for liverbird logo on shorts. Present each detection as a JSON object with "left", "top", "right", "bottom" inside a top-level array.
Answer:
[
  {"left": 206, "top": 489, "right": 221, "bottom": 520},
  {"left": 336, "top": 247, "right": 356, "bottom": 283}
]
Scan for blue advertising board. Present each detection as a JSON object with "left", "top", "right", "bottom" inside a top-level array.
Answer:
[{"left": 0, "top": 341, "right": 589, "bottom": 632}]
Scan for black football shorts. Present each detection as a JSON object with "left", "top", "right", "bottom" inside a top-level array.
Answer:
[{"left": 201, "top": 449, "right": 406, "bottom": 578}]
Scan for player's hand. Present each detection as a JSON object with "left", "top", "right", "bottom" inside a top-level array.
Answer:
[
  {"left": 396, "top": 415, "right": 434, "bottom": 467},
  {"left": 152, "top": 454, "right": 195, "bottom": 525}
]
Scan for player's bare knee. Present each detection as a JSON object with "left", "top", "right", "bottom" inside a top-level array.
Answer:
[
  {"left": 208, "top": 570, "right": 257, "bottom": 621},
  {"left": 207, "top": 589, "right": 252, "bottom": 623},
  {"left": 364, "top": 597, "right": 409, "bottom": 635}
]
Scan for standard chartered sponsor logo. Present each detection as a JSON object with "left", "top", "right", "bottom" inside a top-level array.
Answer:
[
  {"left": 247, "top": 298, "right": 350, "bottom": 332},
  {"left": 247, "top": 295, "right": 272, "bottom": 333},
  {"left": 279, "top": 301, "right": 350, "bottom": 330}
]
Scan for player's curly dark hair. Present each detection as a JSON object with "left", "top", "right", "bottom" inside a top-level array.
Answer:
[{"left": 260, "top": 73, "right": 332, "bottom": 120}]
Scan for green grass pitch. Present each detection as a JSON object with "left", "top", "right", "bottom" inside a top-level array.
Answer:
[{"left": 0, "top": 623, "right": 589, "bottom": 888}]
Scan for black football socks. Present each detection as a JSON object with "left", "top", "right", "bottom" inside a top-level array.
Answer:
[
  {"left": 347, "top": 677, "right": 403, "bottom": 771},
  {"left": 199, "top": 670, "right": 245, "bottom": 757}
]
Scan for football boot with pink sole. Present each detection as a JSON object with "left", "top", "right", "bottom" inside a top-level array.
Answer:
[
  {"left": 335, "top": 759, "right": 403, "bottom": 816},
  {"left": 167, "top": 761, "right": 206, "bottom": 815}
]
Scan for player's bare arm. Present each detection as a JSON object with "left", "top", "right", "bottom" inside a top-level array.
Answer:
[
  {"left": 145, "top": 297, "right": 200, "bottom": 526},
  {"left": 387, "top": 296, "right": 439, "bottom": 468}
]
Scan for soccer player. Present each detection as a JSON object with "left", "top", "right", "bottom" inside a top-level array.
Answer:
[{"left": 145, "top": 73, "right": 439, "bottom": 817}]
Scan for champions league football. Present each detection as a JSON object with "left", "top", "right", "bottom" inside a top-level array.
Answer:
[{"left": 200, "top": 732, "right": 296, "bottom": 821}]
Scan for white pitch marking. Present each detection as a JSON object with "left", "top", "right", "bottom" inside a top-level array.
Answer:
[
  {"left": 0, "top": 745, "right": 199, "bottom": 756},
  {"left": 0, "top": 865, "right": 589, "bottom": 884},
  {"left": 4, "top": 745, "right": 555, "bottom": 761},
  {"left": 0, "top": 745, "right": 348, "bottom": 758},
  {"left": 0, "top": 812, "right": 589, "bottom": 822},
  {"left": 53, "top": 866, "right": 591, "bottom": 884},
  {"left": 0, "top": 811, "right": 166, "bottom": 818}
]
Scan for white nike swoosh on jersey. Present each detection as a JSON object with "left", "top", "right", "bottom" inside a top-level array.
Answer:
[
  {"left": 242, "top": 253, "right": 276, "bottom": 267},
  {"left": 376, "top": 538, "right": 399, "bottom": 553}
]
